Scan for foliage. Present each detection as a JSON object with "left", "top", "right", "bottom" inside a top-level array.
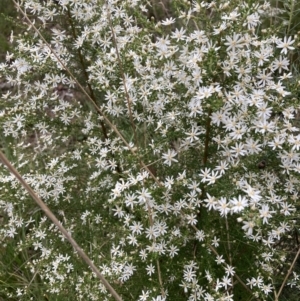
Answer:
[
  {"left": 0, "top": 0, "right": 18, "bottom": 60},
  {"left": 0, "top": 0, "right": 300, "bottom": 300}
]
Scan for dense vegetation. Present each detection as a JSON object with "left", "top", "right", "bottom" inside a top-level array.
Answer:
[{"left": 1, "top": 1, "right": 300, "bottom": 300}]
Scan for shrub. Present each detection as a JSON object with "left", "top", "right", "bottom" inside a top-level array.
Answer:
[{"left": 0, "top": 0, "right": 300, "bottom": 300}]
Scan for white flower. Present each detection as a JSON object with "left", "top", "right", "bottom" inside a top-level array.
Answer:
[
  {"left": 217, "top": 197, "right": 231, "bottom": 216},
  {"left": 211, "top": 236, "right": 220, "bottom": 247},
  {"left": 161, "top": 17, "right": 176, "bottom": 26},
  {"left": 139, "top": 290, "right": 149, "bottom": 301},
  {"left": 171, "top": 27, "right": 186, "bottom": 41},
  {"left": 225, "top": 265, "right": 235, "bottom": 276},
  {"left": 168, "top": 245, "right": 179, "bottom": 258},
  {"left": 230, "top": 195, "right": 248, "bottom": 213},
  {"left": 259, "top": 204, "right": 273, "bottom": 224},
  {"left": 215, "top": 255, "right": 225, "bottom": 265},
  {"left": 162, "top": 149, "right": 178, "bottom": 166},
  {"left": 186, "top": 213, "right": 197, "bottom": 225},
  {"left": 152, "top": 296, "right": 166, "bottom": 301},
  {"left": 205, "top": 193, "right": 217, "bottom": 210},
  {"left": 221, "top": 275, "right": 232, "bottom": 289},
  {"left": 224, "top": 33, "right": 244, "bottom": 52},
  {"left": 185, "top": 125, "right": 202, "bottom": 142},
  {"left": 183, "top": 267, "right": 196, "bottom": 282},
  {"left": 243, "top": 185, "right": 261, "bottom": 206},
  {"left": 12, "top": 114, "right": 25, "bottom": 128},
  {"left": 244, "top": 12, "right": 260, "bottom": 29},
  {"left": 276, "top": 36, "right": 295, "bottom": 55},
  {"left": 137, "top": 188, "right": 152, "bottom": 205},
  {"left": 195, "top": 230, "right": 205, "bottom": 241},
  {"left": 206, "top": 170, "right": 222, "bottom": 185},
  {"left": 242, "top": 220, "right": 255, "bottom": 235},
  {"left": 12, "top": 58, "right": 31, "bottom": 74},
  {"left": 146, "top": 263, "right": 155, "bottom": 276},
  {"left": 129, "top": 221, "right": 143, "bottom": 235},
  {"left": 230, "top": 142, "right": 246, "bottom": 157}
]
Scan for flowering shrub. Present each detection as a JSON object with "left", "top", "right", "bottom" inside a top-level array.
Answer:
[{"left": 0, "top": 0, "right": 300, "bottom": 300}]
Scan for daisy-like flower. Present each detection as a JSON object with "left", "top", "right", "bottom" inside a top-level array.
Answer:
[
  {"left": 243, "top": 184, "right": 261, "bottom": 202},
  {"left": 162, "top": 149, "right": 178, "bottom": 166},
  {"left": 146, "top": 263, "right": 155, "bottom": 276},
  {"left": 129, "top": 221, "right": 144, "bottom": 235},
  {"left": 206, "top": 170, "right": 222, "bottom": 185},
  {"left": 214, "top": 161, "right": 229, "bottom": 175},
  {"left": 161, "top": 17, "right": 176, "bottom": 26},
  {"left": 230, "top": 195, "right": 248, "bottom": 213},
  {"left": 195, "top": 230, "right": 205, "bottom": 241},
  {"left": 244, "top": 12, "right": 260, "bottom": 29},
  {"left": 186, "top": 213, "right": 197, "bottom": 225},
  {"left": 211, "top": 236, "right": 220, "bottom": 247},
  {"left": 225, "top": 265, "right": 235, "bottom": 276},
  {"left": 139, "top": 290, "right": 149, "bottom": 301},
  {"left": 200, "top": 167, "right": 211, "bottom": 183},
  {"left": 137, "top": 187, "right": 152, "bottom": 205},
  {"left": 215, "top": 255, "right": 225, "bottom": 264},
  {"left": 185, "top": 125, "right": 202, "bottom": 142},
  {"left": 183, "top": 267, "right": 196, "bottom": 282},
  {"left": 168, "top": 244, "right": 179, "bottom": 258},
  {"left": 221, "top": 275, "right": 232, "bottom": 289},
  {"left": 218, "top": 197, "right": 231, "bottom": 216},
  {"left": 259, "top": 204, "right": 272, "bottom": 224},
  {"left": 276, "top": 36, "right": 295, "bottom": 55},
  {"left": 224, "top": 33, "right": 244, "bottom": 52},
  {"left": 242, "top": 220, "right": 255, "bottom": 235},
  {"left": 171, "top": 27, "right": 186, "bottom": 41},
  {"left": 271, "top": 55, "right": 289, "bottom": 73},
  {"left": 230, "top": 142, "right": 246, "bottom": 157},
  {"left": 12, "top": 58, "right": 31, "bottom": 74},
  {"left": 205, "top": 193, "right": 217, "bottom": 210}
]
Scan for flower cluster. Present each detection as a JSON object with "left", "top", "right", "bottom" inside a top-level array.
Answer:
[{"left": 0, "top": 0, "right": 300, "bottom": 300}]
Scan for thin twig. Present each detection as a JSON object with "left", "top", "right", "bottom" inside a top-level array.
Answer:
[
  {"left": 66, "top": 7, "right": 108, "bottom": 140},
  {"left": 287, "top": 0, "right": 295, "bottom": 35},
  {"left": 156, "top": 258, "right": 165, "bottom": 297},
  {"left": 145, "top": 186, "right": 165, "bottom": 296},
  {"left": 275, "top": 245, "right": 300, "bottom": 300},
  {"left": 190, "top": 224, "right": 252, "bottom": 294},
  {"left": 13, "top": 3, "right": 165, "bottom": 294},
  {"left": 0, "top": 150, "right": 123, "bottom": 301},
  {"left": 13, "top": 0, "right": 161, "bottom": 186},
  {"left": 10, "top": 4, "right": 252, "bottom": 299},
  {"left": 203, "top": 108, "right": 212, "bottom": 165},
  {"left": 225, "top": 217, "right": 234, "bottom": 293},
  {"left": 106, "top": 3, "right": 138, "bottom": 145}
]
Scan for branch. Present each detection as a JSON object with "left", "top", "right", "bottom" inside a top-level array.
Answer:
[
  {"left": 189, "top": 223, "right": 252, "bottom": 295},
  {"left": 275, "top": 245, "right": 300, "bottom": 300},
  {"left": 66, "top": 7, "right": 108, "bottom": 140},
  {"left": 203, "top": 107, "right": 212, "bottom": 165},
  {"left": 0, "top": 150, "right": 123, "bottom": 301},
  {"left": 12, "top": 0, "right": 161, "bottom": 186},
  {"left": 107, "top": 7, "right": 138, "bottom": 145},
  {"left": 225, "top": 217, "right": 234, "bottom": 293}
]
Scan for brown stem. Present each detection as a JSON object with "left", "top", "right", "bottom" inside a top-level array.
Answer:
[
  {"left": 66, "top": 8, "right": 108, "bottom": 140},
  {"left": 196, "top": 108, "right": 213, "bottom": 241},
  {"left": 145, "top": 186, "right": 165, "bottom": 296},
  {"left": 106, "top": 8, "right": 138, "bottom": 146},
  {"left": 203, "top": 108, "right": 212, "bottom": 165},
  {"left": 275, "top": 245, "right": 300, "bottom": 300},
  {"left": 225, "top": 217, "right": 234, "bottom": 293},
  {"left": 0, "top": 151, "right": 123, "bottom": 301},
  {"left": 65, "top": 7, "right": 123, "bottom": 174},
  {"left": 17, "top": 2, "right": 143, "bottom": 178}
]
